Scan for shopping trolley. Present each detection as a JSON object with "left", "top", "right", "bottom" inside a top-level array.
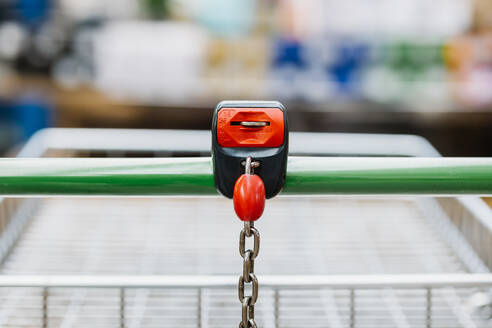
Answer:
[{"left": 0, "top": 123, "right": 492, "bottom": 327}]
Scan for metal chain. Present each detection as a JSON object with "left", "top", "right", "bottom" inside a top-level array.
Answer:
[
  {"left": 239, "top": 221, "right": 260, "bottom": 328},
  {"left": 238, "top": 157, "right": 260, "bottom": 328}
]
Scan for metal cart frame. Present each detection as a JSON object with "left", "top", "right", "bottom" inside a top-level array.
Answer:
[{"left": 0, "top": 128, "right": 491, "bottom": 328}]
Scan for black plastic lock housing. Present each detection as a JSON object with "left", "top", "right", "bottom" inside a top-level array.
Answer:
[{"left": 212, "top": 100, "right": 288, "bottom": 199}]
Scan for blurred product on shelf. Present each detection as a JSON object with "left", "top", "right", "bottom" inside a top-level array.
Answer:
[
  {"left": 276, "top": 0, "right": 470, "bottom": 38},
  {"left": 59, "top": 0, "right": 140, "bottom": 20},
  {"left": 92, "top": 21, "right": 207, "bottom": 104},
  {"left": 0, "top": 22, "right": 27, "bottom": 62},
  {"left": 473, "top": 0, "right": 492, "bottom": 32},
  {"left": 0, "top": 0, "right": 67, "bottom": 73},
  {"left": 187, "top": 0, "right": 257, "bottom": 38},
  {"left": 0, "top": 95, "right": 53, "bottom": 154},
  {"left": 366, "top": 40, "right": 449, "bottom": 108},
  {"left": 444, "top": 34, "right": 492, "bottom": 107},
  {"left": 205, "top": 36, "right": 268, "bottom": 99}
]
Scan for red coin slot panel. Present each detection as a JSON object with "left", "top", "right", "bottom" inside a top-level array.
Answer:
[{"left": 217, "top": 107, "right": 284, "bottom": 147}]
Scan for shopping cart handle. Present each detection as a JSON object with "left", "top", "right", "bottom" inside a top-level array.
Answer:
[{"left": 0, "top": 157, "right": 491, "bottom": 196}]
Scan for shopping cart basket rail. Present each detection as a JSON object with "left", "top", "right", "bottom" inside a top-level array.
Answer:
[
  {"left": 0, "top": 274, "right": 492, "bottom": 328},
  {"left": 0, "top": 157, "right": 491, "bottom": 196},
  {"left": 0, "top": 274, "right": 492, "bottom": 289},
  {"left": 0, "top": 128, "right": 491, "bottom": 328}
]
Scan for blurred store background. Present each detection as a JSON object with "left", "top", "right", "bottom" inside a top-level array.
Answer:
[{"left": 0, "top": 0, "right": 491, "bottom": 156}]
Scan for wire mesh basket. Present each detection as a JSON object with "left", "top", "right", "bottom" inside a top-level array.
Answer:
[{"left": 0, "top": 128, "right": 491, "bottom": 328}]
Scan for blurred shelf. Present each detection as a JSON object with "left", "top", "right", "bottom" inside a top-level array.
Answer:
[
  {"left": 3, "top": 73, "right": 492, "bottom": 113},
  {"left": 2, "top": 74, "right": 492, "bottom": 156}
]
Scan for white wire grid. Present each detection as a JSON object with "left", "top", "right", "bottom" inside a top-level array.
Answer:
[{"left": 0, "top": 197, "right": 489, "bottom": 327}]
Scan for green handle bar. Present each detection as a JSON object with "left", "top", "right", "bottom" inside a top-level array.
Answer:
[{"left": 0, "top": 157, "right": 491, "bottom": 196}]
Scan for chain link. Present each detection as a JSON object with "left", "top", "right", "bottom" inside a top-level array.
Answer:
[{"left": 240, "top": 225, "right": 260, "bottom": 259}]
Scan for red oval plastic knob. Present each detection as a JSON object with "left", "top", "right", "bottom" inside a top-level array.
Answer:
[{"left": 233, "top": 174, "right": 265, "bottom": 221}]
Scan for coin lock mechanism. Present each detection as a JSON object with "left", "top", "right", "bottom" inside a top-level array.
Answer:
[
  {"left": 212, "top": 100, "right": 288, "bottom": 199},
  {"left": 212, "top": 100, "right": 289, "bottom": 328}
]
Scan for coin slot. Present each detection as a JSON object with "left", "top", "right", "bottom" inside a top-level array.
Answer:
[{"left": 230, "top": 121, "right": 270, "bottom": 127}]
